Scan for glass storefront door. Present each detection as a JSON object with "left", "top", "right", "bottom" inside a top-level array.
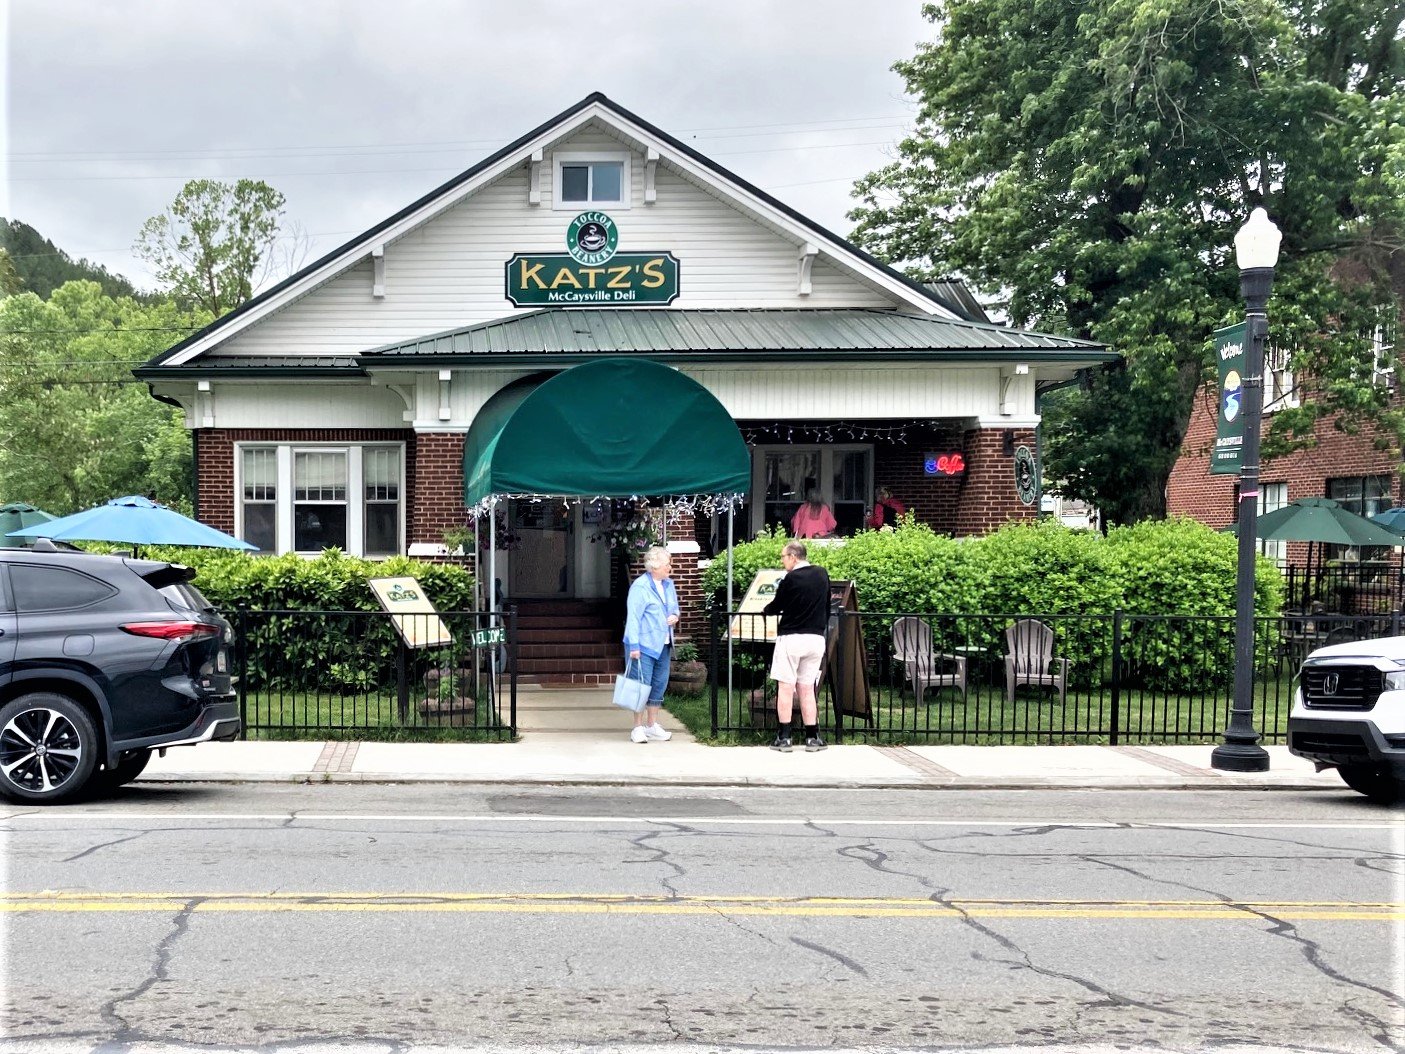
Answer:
[{"left": 510, "top": 501, "right": 573, "bottom": 596}]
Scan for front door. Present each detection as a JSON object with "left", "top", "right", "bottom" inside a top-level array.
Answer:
[{"left": 510, "top": 501, "right": 573, "bottom": 597}]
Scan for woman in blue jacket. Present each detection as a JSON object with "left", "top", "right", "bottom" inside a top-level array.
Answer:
[{"left": 623, "top": 545, "right": 680, "bottom": 743}]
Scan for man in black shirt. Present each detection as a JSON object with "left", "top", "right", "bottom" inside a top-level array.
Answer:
[{"left": 762, "top": 540, "right": 831, "bottom": 752}]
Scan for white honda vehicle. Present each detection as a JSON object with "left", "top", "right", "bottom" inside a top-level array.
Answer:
[{"left": 1288, "top": 636, "right": 1405, "bottom": 803}]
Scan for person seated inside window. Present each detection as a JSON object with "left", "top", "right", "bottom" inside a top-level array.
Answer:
[
  {"left": 866, "top": 487, "right": 907, "bottom": 529},
  {"left": 790, "top": 489, "right": 837, "bottom": 539}
]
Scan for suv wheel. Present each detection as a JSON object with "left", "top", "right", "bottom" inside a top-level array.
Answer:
[
  {"left": 0, "top": 693, "right": 100, "bottom": 804},
  {"left": 1337, "top": 763, "right": 1404, "bottom": 804},
  {"left": 90, "top": 749, "right": 153, "bottom": 793}
]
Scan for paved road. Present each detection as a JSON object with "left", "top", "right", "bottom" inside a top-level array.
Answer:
[{"left": 3, "top": 785, "right": 1402, "bottom": 1053}]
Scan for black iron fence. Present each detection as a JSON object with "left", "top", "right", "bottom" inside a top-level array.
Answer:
[
  {"left": 229, "top": 608, "right": 516, "bottom": 739},
  {"left": 1282, "top": 564, "right": 1404, "bottom": 615},
  {"left": 709, "top": 608, "right": 1401, "bottom": 745}
]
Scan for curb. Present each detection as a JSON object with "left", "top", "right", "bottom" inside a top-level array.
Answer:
[{"left": 133, "top": 773, "right": 1348, "bottom": 792}]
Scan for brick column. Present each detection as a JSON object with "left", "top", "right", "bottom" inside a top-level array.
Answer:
[
  {"left": 953, "top": 427, "right": 1039, "bottom": 535},
  {"left": 410, "top": 432, "right": 466, "bottom": 546},
  {"left": 666, "top": 540, "right": 707, "bottom": 646}
]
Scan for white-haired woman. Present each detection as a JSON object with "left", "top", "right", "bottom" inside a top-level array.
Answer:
[{"left": 623, "top": 545, "right": 679, "bottom": 743}]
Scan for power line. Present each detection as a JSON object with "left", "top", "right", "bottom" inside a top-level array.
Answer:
[
  {"left": 4, "top": 114, "right": 912, "bottom": 161},
  {"left": 6, "top": 138, "right": 902, "bottom": 184}
]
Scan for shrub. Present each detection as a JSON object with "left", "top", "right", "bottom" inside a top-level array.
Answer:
[{"left": 134, "top": 547, "right": 475, "bottom": 690}]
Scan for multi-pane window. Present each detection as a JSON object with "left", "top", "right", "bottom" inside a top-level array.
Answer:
[
  {"left": 754, "top": 446, "right": 871, "bottom": 537},
  {"left": 363, "top": 447, "right": 400, "bottom": 556},
  {"left": 1327, "top": 475, "right": 1393, "bottom": 562},
  {"left": 241, "top": 448, "right": 277, "bottom": 553},
  {"left": 1258, "top": 482, "right": 1287, "bottom": 566},
  {"left": 558, "top": 159, "right": 625, "bottom": 206},
  {"left": 294, "top": 451, "right": 348, "bottom": 552},
  {"left": 237, "top": 445, "right": 404, "bottom": 557}
]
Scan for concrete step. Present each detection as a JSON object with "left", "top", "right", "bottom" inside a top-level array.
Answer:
[{"left": 518, "top": 673, "right": 617, "bottom": 687}]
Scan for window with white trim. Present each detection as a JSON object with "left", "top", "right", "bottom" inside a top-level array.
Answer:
[
  {"left": 234, "top": 444, "right": 404, "bottom": 557},
  {"left": 1258, "top": 482, "right": 1287, "bottom": 567},
  {"left": 554, "top": 153, "right": 629, "bottom": 208},
  {"left": 294, "top": 451, "right": 348, "bottom": 552},
  {"left": 1263, "top": 344, "right": 1297, "bottom": 412},
  {"left": 752, "top": 445, "right": 872, "bottom": 537},
  {"left": 241, "top": 448, "right": 277, "bottom": 553}
]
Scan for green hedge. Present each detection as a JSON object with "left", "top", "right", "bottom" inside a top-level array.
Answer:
[
  {"left": 702, "top": 517, "right": 1282, "bottom": 691},
  {"left": 133, "top": 548, "right": 476, "bottom": 690}
]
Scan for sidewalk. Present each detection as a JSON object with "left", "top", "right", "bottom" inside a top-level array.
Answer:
[{"left": 137, "top": 688, "right": 1344, "bottom": 791}]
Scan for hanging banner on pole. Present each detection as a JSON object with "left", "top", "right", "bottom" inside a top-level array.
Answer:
[{"left": 1211, "top": 322, "right": 1248, "bottom": 475}]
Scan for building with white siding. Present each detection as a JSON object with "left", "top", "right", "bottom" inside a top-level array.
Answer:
[{"left": 137, "top": 94, "right": 1112, "bottom": 676}]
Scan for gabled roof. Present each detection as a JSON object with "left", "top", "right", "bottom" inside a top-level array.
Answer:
[
  {"left": 354, "top": 308, "right": 1112, "bottom": 366},
  {"left": 145, "top": 93, "right": 977, "bottom": 370}
]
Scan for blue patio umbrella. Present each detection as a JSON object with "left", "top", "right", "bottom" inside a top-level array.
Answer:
[
  {"left": 0, "top": 503, "right": 56, "bottom": 547},
  {"left": 6, "top": 495, "right": 256, "bottom": 550},
  {"left": 1370, "top": 507, "right": 1405, "bottom": 535}
]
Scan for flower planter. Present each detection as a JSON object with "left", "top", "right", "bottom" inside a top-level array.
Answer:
[{"left": 667, "top": 660, "right": 708, "bottom": 696}]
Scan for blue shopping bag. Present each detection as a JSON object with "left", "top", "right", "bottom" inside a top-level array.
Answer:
[{"left": 612, "top": 657, "right": 652, "bottom": 713}]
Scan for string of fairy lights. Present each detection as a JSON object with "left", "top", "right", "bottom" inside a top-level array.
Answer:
[{"left": 738, "top": 421, "right": 951, "bottom": 445}]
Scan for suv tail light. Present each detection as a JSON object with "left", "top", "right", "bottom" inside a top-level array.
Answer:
[{"left": 120, "top": 621, "right": 220, "bottom": 643}]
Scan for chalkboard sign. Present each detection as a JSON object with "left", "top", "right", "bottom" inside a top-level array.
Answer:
[{"left": 823, "top": 580, "right": 871, "bottom": 719}]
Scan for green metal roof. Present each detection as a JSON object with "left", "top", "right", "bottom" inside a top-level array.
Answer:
[{"left": 360, "top": 308, "right": 1112, "bottom": 364}]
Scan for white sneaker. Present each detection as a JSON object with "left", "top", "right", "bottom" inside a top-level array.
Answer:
[
  {"left": 643, "top": 722, "right": 672, "bottom": 742},
  {"left": 630, "top": 725, "right": 648, "bottom": 744}
]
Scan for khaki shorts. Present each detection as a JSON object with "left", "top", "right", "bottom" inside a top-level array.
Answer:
[{"left": 770, "top": 633, "right": 826, "bottom": 686}]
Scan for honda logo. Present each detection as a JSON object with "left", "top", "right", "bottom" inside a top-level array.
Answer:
[{"left": 1323, "top": 672, "right": 1340, "bottom": 695}]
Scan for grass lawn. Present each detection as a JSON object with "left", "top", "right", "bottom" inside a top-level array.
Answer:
[
  {"left": 241, "top": 687, "right": 513, "bottom": 742},
  {"left": 666, "top": 674, "right": 1296, "bottom": 747}
]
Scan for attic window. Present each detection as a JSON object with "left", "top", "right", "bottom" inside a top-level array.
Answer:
[{"left": 555, "top": 153, "right": 629, "bottom": 209}]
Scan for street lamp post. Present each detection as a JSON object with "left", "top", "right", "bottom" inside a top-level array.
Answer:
[{"left": 1212, "top": 207, "right": 1281, "bottom": 772}]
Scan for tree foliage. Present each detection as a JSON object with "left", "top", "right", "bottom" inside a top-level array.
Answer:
[
  {"left": 850, "top": 0, "right": 1404, "bottom": 524},
  {"left": 1, "top": 218, "right": 142, "bottom": 300},
  {"left": 134, "top": 179, "right": 287, "bottom": 315},
  {"left": 0, "top": 281, "right": 210, "bottom": 513}
]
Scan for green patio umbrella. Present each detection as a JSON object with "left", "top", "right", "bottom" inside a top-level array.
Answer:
[
  {"left": 1224, "top": 497, "right": 1403, "bottom": 609},
  {"left": 0, "top": 502, "right": 56, "bottom": 547}
]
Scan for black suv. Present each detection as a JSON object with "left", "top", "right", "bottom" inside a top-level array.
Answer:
[{"left": 0, "top": 545, "right": 238, "bottom": 804}]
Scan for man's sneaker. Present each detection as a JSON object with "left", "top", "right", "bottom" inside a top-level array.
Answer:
[
  {"left": 643, "top": 722, "right": 672, "bottom": 742},
  {"left": 805, "top": 736, "right": 827, "bottom": 753},
  {"left": 630, "top": 725, "right": 648, "bottom": 744},
  {"left": 770, "top": 734, "right": 793, "bottom": 752}
]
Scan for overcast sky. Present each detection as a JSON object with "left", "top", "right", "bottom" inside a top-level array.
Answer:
[{"left": 3, "top": 1, "right": 935, "bottom": 293}]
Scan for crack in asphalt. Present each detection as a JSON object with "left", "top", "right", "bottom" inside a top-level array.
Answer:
[
  {"left": 1080, "top": 852, "right": 1404, "bottom": 1044},
  {"left": 790, "top": 935, "right": 869, "bottom": 977},
  {"left": 626, "top": 825, "right": 686, "bottom": 899},
  {"left": 90, "top": 896, "right": 205, "bottom": 1052},
  {"left": 838, "top": 835, "right": 1184, "bottom": 1018},
  {"left": 61, "top": 829, "right": 151, "bottom": 863}
]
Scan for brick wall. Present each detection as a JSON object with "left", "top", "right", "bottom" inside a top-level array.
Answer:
[
  {"left": 195, "top": 428, "right": 416, "bottom": 537},
  {"left": 411, "top": 433, "right": 467, "bottom": 545},
  {"left": 952, "top": 427, "right": 1040, "bottom": 535},
  {"left": 1169, "top": 383, "right": 1402, "bottom": 566}
]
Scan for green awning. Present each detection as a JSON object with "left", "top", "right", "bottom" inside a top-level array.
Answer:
[{"left": 463, "top": 357, "right": 751, "bottom": 507}]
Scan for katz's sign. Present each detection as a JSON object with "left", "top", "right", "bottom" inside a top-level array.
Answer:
[{"left": 504, "top": 253, "right": 680, "bottom": 306}]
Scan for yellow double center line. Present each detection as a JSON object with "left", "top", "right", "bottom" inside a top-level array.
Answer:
[{"left": 3, "top": 892, "right": 1401, "bottom": 921}]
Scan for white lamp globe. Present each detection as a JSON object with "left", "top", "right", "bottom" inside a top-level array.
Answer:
[{"left": 1234, "top": 207, "right": 1282, "bottom": 270}]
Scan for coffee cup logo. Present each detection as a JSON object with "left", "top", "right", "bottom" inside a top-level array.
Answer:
[{"left": 567, "top": 212, "right": 619, "bottom": 265}]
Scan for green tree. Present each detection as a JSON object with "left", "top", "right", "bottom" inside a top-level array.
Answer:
[
  {"left": 850, "top": 0, "right": 1404, "bottom": 524},
  {"left": 134, "top": 179, "right": 287, "bottom": 315},
  {"left": 0, "top": 249, "right": 21, "bottom": 297},
  {"left": 1, "top": 219, "right": 142, "bottom": 301},
  {"left": 0, "top": 281, "right": 210, "bottom": 512}
]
